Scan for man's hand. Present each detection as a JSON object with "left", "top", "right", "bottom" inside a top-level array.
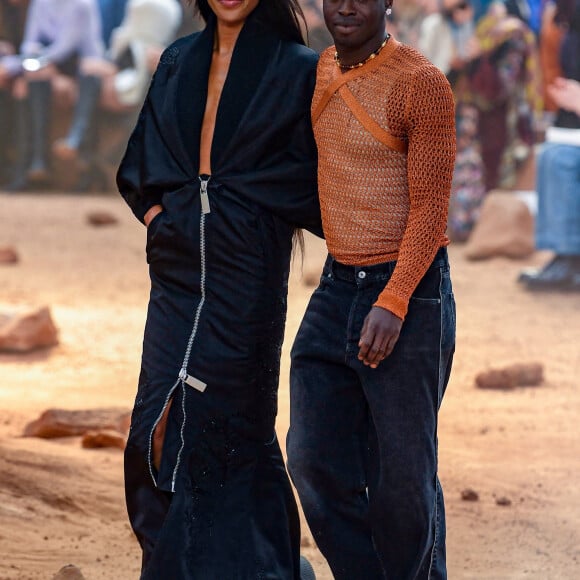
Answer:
[
  {"left": 144, "top": 204, "right": 163, "bottom": 227},
  {"left": 548, "top": 77, "right": 580, "bottom": 116},
  {"left": 358, "top": 306, "right": 403, "bottom": 369}
]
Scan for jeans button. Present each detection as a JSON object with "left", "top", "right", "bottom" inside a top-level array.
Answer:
[{"left": 358, "top": 271, "right": 366, "bottom": 279}]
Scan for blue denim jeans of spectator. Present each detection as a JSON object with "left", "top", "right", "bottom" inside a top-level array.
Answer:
[
  {"left": 536, "top": 143, "right": 580, "bottom": 255},
  {"left": 288, "top": 248, "right": 455, "bottom": 580}
]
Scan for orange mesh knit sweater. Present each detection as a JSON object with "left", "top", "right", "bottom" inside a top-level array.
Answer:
[{"left": 313, "top": 38, "right": 456, "bottom": 320}]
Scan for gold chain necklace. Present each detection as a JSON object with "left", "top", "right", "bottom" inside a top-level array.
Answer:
[{"left": 334, "top": 35, "right": 390, "bottom": 70}]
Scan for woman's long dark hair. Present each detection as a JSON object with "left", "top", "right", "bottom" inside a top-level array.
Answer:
[{"left": 189, "top": 0, "right": 307, "bottom": 44}]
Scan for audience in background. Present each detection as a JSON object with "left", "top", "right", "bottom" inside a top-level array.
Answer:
[
  {"left": 419, "top": 0, "right": 477, "bottom": 76},
  {"left": 98, "top": 0, "right": 129, "bottom": 48},
  {"left": 0, "top": 0, "right": 181, "bottom": 191},
  {"left": 540, "top": 0, "right": 565, "bottom": 112},
  {"left": 300, "top": 0, "right": 332, "bottom": 52},
  {"left": 470, "top": 3, "right": 539, "bottom": 190},
  {"left": 421, "top": 0, "right": 540, "bottom": 241},
  {"left": 50, "top": 0, "right": 128, "bottom": 190},
  {"left": 0, "top": 0, "right": 29, "bottom": 185},
  {"left": 388, "top": 0, "right": 438, "bottom": 49},
  {"left": 53, "top": 0, "right": 181, "bottom": 190},
  {"left": 519, "top": 0, "right": 580, "bottom": 292},
  {"left": 1, "top": 0, "right": 105, "bottom": 190}
]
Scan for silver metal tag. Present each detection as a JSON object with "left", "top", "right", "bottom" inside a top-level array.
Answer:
[
  {"left": 199, "top": 178, "right": 211, "bottom": 214},
  {"left": 182, "top": 373, "right": 207, "bottom": 393}
]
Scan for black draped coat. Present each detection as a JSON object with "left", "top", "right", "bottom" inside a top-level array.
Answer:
[{"left": 117, "top": 9, "right": 321, "bottom": 579}]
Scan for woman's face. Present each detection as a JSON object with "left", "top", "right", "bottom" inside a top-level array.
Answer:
[{"left": 207, "top": 0, "right": 261, "bottom": 26}]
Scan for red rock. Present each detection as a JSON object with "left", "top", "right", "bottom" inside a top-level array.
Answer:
[
  {"left": 496, "top": 496, "right": 512, "bottom": 507},
  {"left": 0, "top": 306, "right": 59, "bottom": 352},
  {"left": 52, "top": 565, "right": 86, "bottom": 580},
  {"left": 476, "top": 363, "right": 544, "bottom": 390},
  {"left": 0, "top": 246, "right": 19, "bottom": 264},
  {"left": 504, "top": 362, "right": 544, "bottom": 387},
  {"left": 475, "top": 369, "right": 517, "bottom": 390},
  {"left": 81, "top": 430, "right": 126, "bottom": 450},
  {"left": 86, "top": 211, "right": 119, "bottom": 226},
  {"left": 461, "top": 488, "right": 480, "bottom": 502},
  {"left": 24, "top": 408, "right": 131, "bottom": 438}
]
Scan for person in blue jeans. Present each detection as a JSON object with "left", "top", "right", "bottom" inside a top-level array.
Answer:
[
  {"left": 287, "top": 1, "right": 457, "bottom": 578},
  {"left": 519, "top": 0, "right": 580, "bottom": 290},
  {"left": 519, "top": 77, "right": 580, "bottom": 291}
]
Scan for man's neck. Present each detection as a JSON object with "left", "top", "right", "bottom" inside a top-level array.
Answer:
[{"left": 335, "top": 33, "right": 389, "bottom": 69}]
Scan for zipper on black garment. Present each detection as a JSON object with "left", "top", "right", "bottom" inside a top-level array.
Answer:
[
  {"left": 199, "top": 174, "right": 211, "bottom": 215},
  {"left": 153, "top": 174, "right": 212, "bottom": 493},
  {"left": 169, "top": 175, "right": 212, "bottom": 491}
]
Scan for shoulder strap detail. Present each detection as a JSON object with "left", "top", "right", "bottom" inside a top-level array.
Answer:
[
  {"left": 311, "top": 39, "right": 407, "bottom": 155},
  {"left": 338, "top": 85, "right": 408, "bottom": 155}
]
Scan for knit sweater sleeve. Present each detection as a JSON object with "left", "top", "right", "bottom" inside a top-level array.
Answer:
[{"left": 374, "top": 65, "right": 456, "bottom": 320}]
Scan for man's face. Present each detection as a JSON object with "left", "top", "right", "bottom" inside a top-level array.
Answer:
[{"left": 323, "top": 0, "right": 390, "bottom": 49}]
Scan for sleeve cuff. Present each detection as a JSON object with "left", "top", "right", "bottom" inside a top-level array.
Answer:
[{"left": 373, "top": 290, "right": 408, "bottom": 321}]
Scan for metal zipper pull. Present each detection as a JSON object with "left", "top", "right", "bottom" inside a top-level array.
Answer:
[
  {"left": 179, "top": 369, "right": 207, "bottom": 393},
  {"left": 199, "top": 176, "right": 211, "bottom": 214}
]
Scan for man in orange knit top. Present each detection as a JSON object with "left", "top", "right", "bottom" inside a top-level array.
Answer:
[{"left": 287, "top": 1, "right": 456, "bottom": 578}]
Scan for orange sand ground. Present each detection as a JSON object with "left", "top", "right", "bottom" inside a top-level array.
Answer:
[{"left": 0, "top": 193, "right": 579, "bottom": 580}]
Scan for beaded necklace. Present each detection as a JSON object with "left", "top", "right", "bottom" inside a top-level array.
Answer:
[{"left": 334, "top": 35, "right": 390, "bottom": 70}]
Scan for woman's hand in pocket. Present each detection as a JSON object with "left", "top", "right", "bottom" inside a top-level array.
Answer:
[{"left": 144, "top": 204, "right": 164, "bottom": 227}]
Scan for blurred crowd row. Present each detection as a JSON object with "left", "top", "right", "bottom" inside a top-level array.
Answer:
[
  {"left": 0, "top": 1, "right": 579, "bottom": 246},
  {"left": 0, "top": 0, "right": 190, "bottom": 192}
]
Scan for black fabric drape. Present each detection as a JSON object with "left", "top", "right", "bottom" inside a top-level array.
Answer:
[{"left": 117, "top": 6, "right": 321, "bottom": 579}]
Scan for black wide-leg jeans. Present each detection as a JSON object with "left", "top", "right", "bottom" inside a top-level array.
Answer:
[{"left": 288, "top": 248, "right": 455, "bottom": 580}]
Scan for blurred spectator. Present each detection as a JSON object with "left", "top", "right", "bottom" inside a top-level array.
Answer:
[
  {"left": 388, "top": 0, "right": 438, "bottom": 49},
  {"left": 504, "top": 0, "right": 544, "bottom": 34},
  {"left": 0, "top": 0, "right": 28, "bottom": 49},
  {"left": 53, "top": 0, "right": 181, "bottom": 190},
  {"left": 51, "top": 0, "right": 128, "bottom": 189},
  {"left": 470, "top": 2, "right": 539, "bottom": 190},
  {"left": 540, "top": 0, "right": 565, "bottom": 112},
  {"left": 0, "top": 0, "right": 28, "bottom": 185},
  {"left": 548, "top": 78, "right": 580, "bottom": 122},
  {"left": 103, "top": 0, "right": 181, "bottom": 108},
  {"left": 175, "top": 0, "right": 202, "bottom": 37},
  {"left": 553, "top": 0, "right": 580, "bottom": 126},
  {"left": 472, "top": 0, "right": 496, "bottom": 20},
  {"left": 301, "top": 0, "right": 332, "bottom": 52},
  {"left": 98, "top": 0, "right": 129, "bottom": 47},
  {"left": 504, "top": 0, "right": 531, "bottom": 21},
  {"left": 1, "top": 0, "right": 104, "bottom": 190},
  {"left": 421, "top": 1, "right": 540, "bottom": 241},
  {"left": 420, "top": 0, "right": 478, "bottom": 75},
  {"left": 519, "top": 0, "right": 580, "bottom": 291},
  {"left": 519, "top": 79, "right": 580, "bottom": 291},
  {"left": 419, "top": 0, "right": 483, "bottom": 241}
]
